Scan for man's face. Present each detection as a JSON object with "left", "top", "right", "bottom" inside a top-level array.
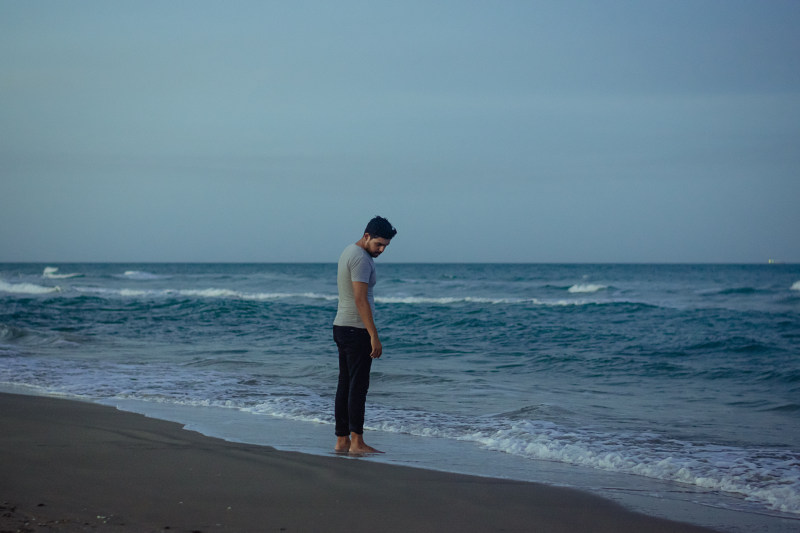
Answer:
[{"left": 364, "top": 235, "right": 391, "bottom": 258}]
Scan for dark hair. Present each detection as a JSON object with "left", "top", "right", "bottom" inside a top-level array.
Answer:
[{"left": 365, "top": 216, "right": 397, "bottom": 240}]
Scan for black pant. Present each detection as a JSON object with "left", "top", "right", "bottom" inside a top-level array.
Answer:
[{"left": 333, "top": 326, "right": 373, "bottom": 436}]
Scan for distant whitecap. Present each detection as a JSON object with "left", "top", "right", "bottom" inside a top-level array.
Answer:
[
  {"left": 42, "top": 267, "right": 81, "bottom": 279},
  {"left": 567, "top": 283, "right": 607, "bottom": 293},
  {"left": 120, "top": 271, "right": 167, "bottom": 280}
]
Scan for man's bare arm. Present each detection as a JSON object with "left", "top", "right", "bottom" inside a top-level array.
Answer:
[{"left": 352, "top": 281, "right": 382, "bottom": 359}]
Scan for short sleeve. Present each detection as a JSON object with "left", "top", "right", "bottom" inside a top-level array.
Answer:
[{"left": 349, "top": 253, "right": 372, "bottom": 283}]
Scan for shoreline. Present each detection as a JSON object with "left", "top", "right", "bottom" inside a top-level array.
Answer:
[{"left": 0, "top": 392, "right": 724, "bottom": 533}]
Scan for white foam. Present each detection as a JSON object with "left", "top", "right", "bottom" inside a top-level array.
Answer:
[
  {"left": 791, "top": 281, "right": 800, "bottom": 291},
  {"left": 71, "top": 285, "right": 337, "bottom": 302},
  {"left": 179, "top": 288, "right": 242, "bottom": 299},
  {"left": 59, "top": 285, "right": 609, "bottom": 307},
  {"left": 177, "top": 289, "right": 336, "bottom": 302},
  {"left": 119, "top": 289, "right": 149, "bottom": 297},
  {"left": 0, "top": 280, "right": 61, "bottom": 295},
  {"left": 120, "top": 270, "right": 168, "bottom": 280},
  {"left": 376, "top": 295, "right": 595, "bottom": 307},
  {"left": 377, "top": 296, "right": 508, "bottom": 305},
  {"left": 568, "top": 283, "right": 607, "bottom": 293},
  {"left": 42, "top": 267, "right": 81, "bottom": 279},
  {"left": 461, "top": 422, "right": 800, "bottom": 516}
]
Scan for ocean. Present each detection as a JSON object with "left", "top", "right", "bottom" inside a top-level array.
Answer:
[{"left": 1, "top": 263, "right": 798, "bottom": 532}]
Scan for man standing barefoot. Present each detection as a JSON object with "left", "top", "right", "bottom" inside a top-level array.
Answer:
[{"left": 333, "top": 216, "right": 397, "bottom": 454}]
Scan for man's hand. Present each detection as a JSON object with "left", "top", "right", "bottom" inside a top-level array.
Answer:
[{"left": 370, "top": 336, "right": 383, "bottom": 359}]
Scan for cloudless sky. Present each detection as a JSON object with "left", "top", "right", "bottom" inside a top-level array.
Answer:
[{"left": 2, "top": 1, "right": 799, "bottom": 262}]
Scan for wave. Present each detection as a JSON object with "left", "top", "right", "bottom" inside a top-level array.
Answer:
[
  {"left": 73, "top": 286, "right": 337, "bottom": 302},
  {"left": 118, "top": 270, "right": 170, "bottom": 280},
  {"left": 0, "top": 323, "right": 82, "bottom": 348},
  {"left": 567, "top": 283, "right": 608, "bottom": 294},
  {"left": 715, "top": 287, "right": 766, "bottom": 296},
  {"left": 60, "top": 286, "right": 651, "bottom": 309},
  {"left": 109, "top": 390, "right": 800, "bottom": 517},
  {"left": 376, "top": 296, "right": 658, "bottom": 312},
  {"left": 0, "top": 280, "right": 61, "bottom": 295},
  {"left": 365, "top": 409, "right": 798, "bottom": 517},
  {"left": 178, "top": 289, "right": 335, "bottom": 302},
  {"left": 763, "top": 403, "right": 800, "bottom": 413},
  {"left": 701, "top": 285, "right": 787, "bottom": 297},
  {"left": 378, "top": 296, "right": 525, "bottom": 305},
  {"left": 0, "top": 323, "right": 26, "bottom": 342},
  {"left": 791, "top": 281, "right": 800, "bottom": 291},
  {"left": 454, "top": 419, "right": 800, "bottom": 516},
  {"left": 376, "top": 295, "right": 604, "bottom": 306},
  {"left": 42, "top": 267, "right": 82, "bottom": 279}
]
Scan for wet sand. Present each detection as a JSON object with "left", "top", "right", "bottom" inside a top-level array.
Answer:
[{"left": 0, "top": 392, "right": 721, "bottom": 532}]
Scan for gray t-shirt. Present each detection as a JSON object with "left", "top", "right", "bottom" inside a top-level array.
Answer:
[{"left": 333, "top": 243, "right": 376, "bottom": 328}]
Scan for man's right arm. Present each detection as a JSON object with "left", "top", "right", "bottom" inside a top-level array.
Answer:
[{"left": 352, "top": 281, "right": 382, "bottom": 359}]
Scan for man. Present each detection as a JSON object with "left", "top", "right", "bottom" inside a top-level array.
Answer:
[{"left": 333, "top": 215, "right": 397, "bottom": 454}]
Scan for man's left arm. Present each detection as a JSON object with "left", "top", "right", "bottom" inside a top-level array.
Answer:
[{"left": 352, "top": 281, "right": 382, "bottom": 359}]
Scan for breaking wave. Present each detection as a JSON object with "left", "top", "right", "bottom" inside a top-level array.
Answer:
[
  {"left": 119, "top": 270, "right": 170, "bottom": 280},
  {"left": 567, "top": 283, "right": 608, "bottom": 293},
  {"left": 42, "top": 267, "right": 82, "bottom": 279},
  {"left": 0, "top": 280, "right": 61, "bottom": 295},
  {"left": 73, "top": 286, "right": 337, "bottom": 302}
]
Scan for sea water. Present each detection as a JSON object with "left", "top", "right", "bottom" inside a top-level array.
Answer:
[{"left": 1, "top": 263, "right": 798, "bottom": 532}]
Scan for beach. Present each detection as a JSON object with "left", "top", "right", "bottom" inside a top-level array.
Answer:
[
  {"left": 0, "top": 392, "right": 723, "bottom": 533},
  {"left": 2, "top": 263, "right": 799, "bottom": 532}
]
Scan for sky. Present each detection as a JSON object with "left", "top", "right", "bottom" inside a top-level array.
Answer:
[{"left": 2, "top": 1, "right": 799, "bottom": 263}]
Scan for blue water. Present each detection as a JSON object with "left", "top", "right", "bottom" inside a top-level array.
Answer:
[{"left": 2, "top": 263, "right": 799, "bottom": 531}]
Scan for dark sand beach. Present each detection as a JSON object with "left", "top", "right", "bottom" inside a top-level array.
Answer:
[{"left": 0, "top": 393, "right": 721, "bottom": 533}]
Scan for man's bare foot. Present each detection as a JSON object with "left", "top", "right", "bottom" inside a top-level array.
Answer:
[
  {"left": 334, "top": 436, "right": 351, "bottom": 453},
  {"left": 349, "top": 433, "right": 384, "bottom": 454}
]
